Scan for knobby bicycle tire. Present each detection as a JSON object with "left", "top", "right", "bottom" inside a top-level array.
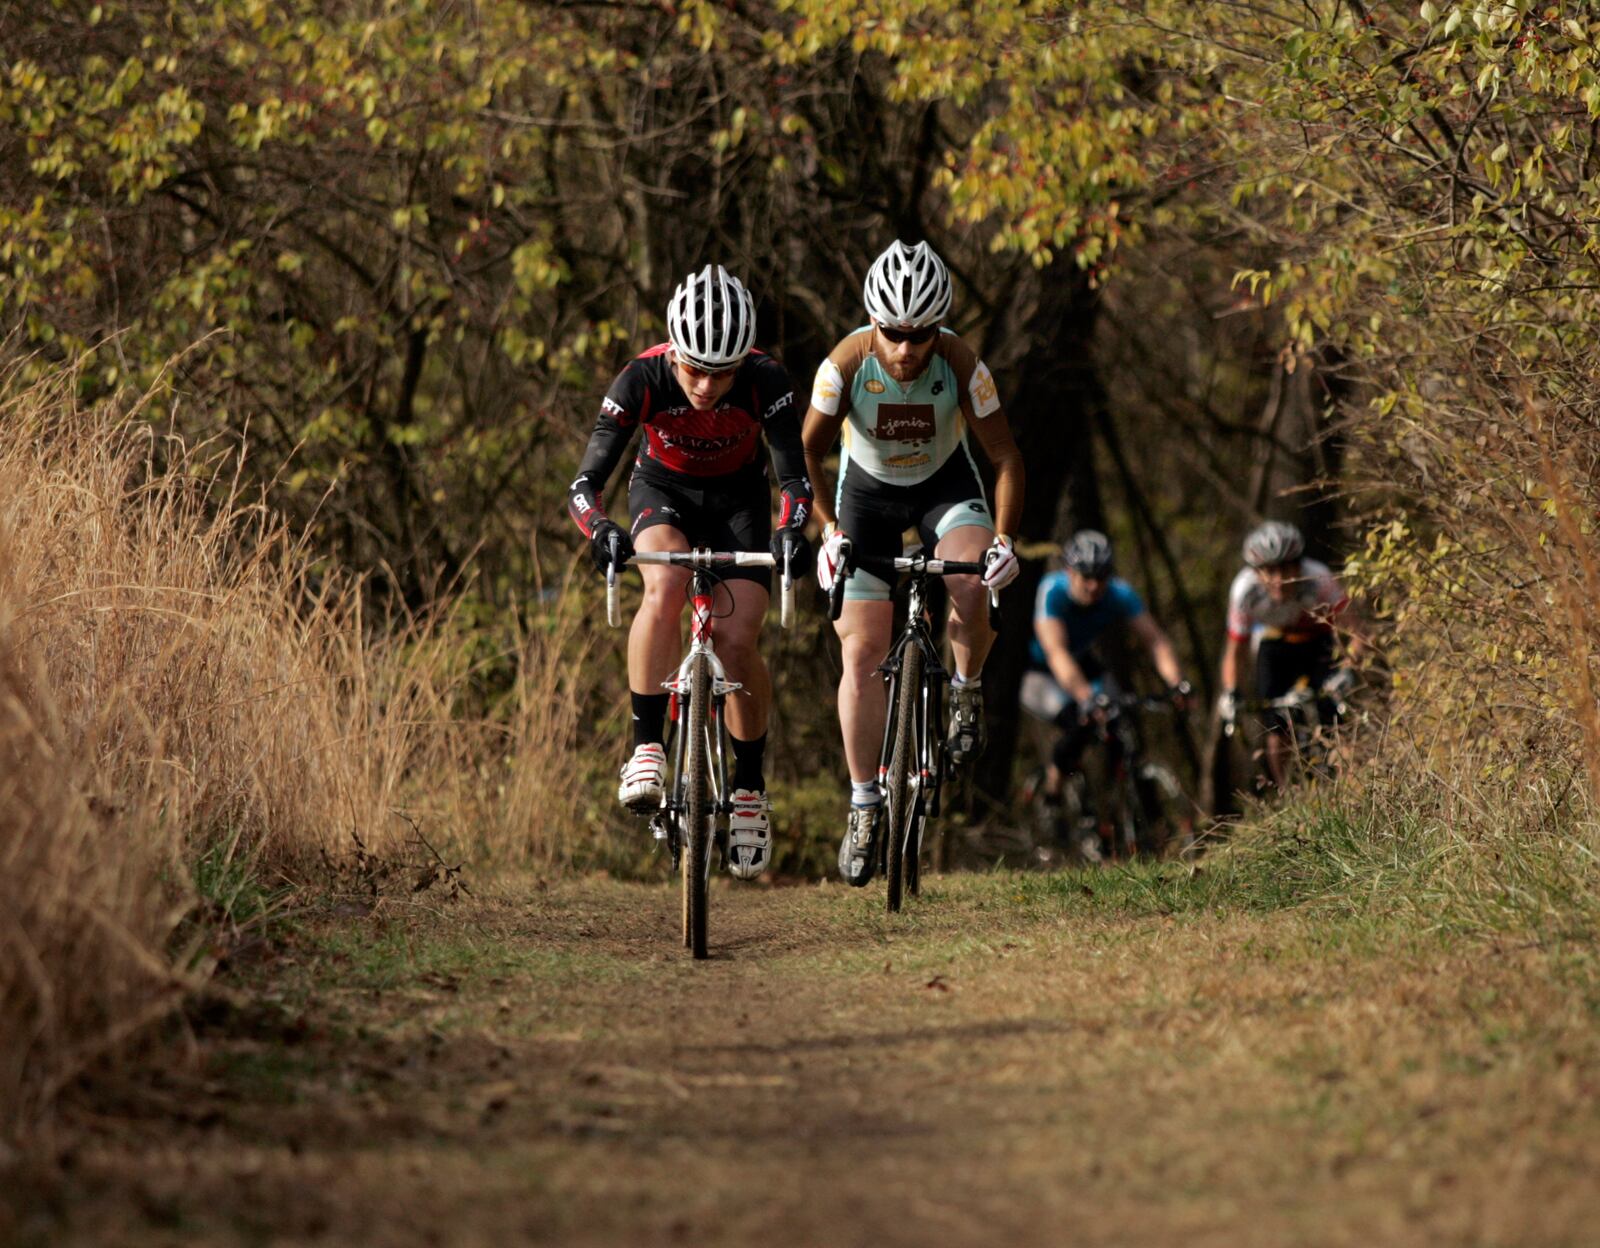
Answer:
[
  {"left": 885, "top": 643, "right": 922, "bottom": 914},
  {"left": 683, "top": 652, "right": 712, "bottom": 959}
]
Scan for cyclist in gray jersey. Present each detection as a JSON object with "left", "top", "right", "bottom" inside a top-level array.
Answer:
[
  {"left": 1219, "top": 520, "right": 1367, "bottom": 790},
  {"left": 803, "top": 240, "right": 1025, "bottom": 886}
]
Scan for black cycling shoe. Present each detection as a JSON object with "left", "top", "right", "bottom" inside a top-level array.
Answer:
[{"left": 837, "top": 803, "right": 882, "bottom": 887}]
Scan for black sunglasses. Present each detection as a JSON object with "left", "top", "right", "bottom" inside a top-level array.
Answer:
[{"left": 876, "top": 323, "right": 939, "bottom": 345}]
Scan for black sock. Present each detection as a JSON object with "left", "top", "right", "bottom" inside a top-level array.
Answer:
[
  {"left": 631, "top": 692, "right": 669, "bottom": 749},
  {"left": 730, "top": 733, "right": 766, "bottom": 792}
]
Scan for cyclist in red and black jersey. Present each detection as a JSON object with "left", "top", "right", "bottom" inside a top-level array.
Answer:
[{"left": 567, "top": 265, "right": 812, "bottom": 880}]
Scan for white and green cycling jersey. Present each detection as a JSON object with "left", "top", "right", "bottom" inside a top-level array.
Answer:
[{"left": 808, "top": 327, "right": 1003, "bottom": 489}]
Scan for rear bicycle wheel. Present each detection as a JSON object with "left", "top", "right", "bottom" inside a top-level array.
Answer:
[
  {"left": 682, "top": 652, "right": 712, "bottom": 959},
  {"left": 885, "top": 643, "right": 922, "bottom": 914}
]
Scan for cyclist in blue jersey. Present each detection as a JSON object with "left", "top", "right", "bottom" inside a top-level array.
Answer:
[{"left": 1021, "top": 531, "right": 1188, "bottom": 849}]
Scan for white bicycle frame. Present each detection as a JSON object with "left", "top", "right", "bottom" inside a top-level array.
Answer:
[{"left": 604, "top": 547, "right": 795, "bottom": 825}]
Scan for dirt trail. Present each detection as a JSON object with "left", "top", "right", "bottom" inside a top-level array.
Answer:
[{"left": 10, "top": 873, "right": 1600, "bottom": 1247}]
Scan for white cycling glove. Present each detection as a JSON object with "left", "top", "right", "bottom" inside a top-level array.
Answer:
[
  {"left": 816, "top": 526, "right": 851, "bottom": 594},
  {"left": 1320, "top": 666, "right": 1356, "bottom": 699},
  {"left": 981, "top": 534, "right": 1019, "bottom": 590}
]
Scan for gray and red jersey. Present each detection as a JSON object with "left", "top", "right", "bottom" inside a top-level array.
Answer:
[{"left": 1226, "top": 559, "right": 1348, "bottom": 644}]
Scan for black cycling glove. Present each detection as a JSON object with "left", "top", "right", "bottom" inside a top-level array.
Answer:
[
  {"left": 770, "top": 526, "right": 812, "bottom": 578},
  {"left": 589, "top": 518, "right": 634, "bottom": 576}
]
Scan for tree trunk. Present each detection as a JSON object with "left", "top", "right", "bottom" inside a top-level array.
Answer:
[{"left": 972, "top": 267, "right": 1105, "bottom": 808}]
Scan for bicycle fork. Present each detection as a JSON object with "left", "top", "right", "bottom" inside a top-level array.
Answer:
[{"left": 654, "top": 587, "right": 741, "bottom": 860}]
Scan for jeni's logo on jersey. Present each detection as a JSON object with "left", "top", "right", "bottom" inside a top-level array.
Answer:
[
  {"left": 864, "top": 379, "right": 886, "bottom": 394},
  {"left": 873, "top": 403, "right": 935, "bottom": 443}
]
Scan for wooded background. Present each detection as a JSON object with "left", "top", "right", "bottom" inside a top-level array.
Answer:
[{"left": 6, "top": 0, "right": 1599, "bottom": 842}]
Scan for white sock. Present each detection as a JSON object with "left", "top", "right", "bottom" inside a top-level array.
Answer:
[
  {"left": 952, "top": 672, "right": 981, "bottom": 687},
  {"left": 851, "top": 780, "right": 882, "bottom": 807}
]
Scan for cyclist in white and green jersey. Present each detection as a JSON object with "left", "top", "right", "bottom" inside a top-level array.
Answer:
[{"left": 802, "top": 240, "right": 1025, "bottom": 886}]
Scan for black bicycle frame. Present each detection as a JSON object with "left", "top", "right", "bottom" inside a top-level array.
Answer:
[{"left": 875, "top": 574, "right": 950, "bottom": 820}]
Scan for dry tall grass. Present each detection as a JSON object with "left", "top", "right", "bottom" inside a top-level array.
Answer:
[
  {"left": 0, "top": 367, "right": 590, "bottom": 1140},
  {"left": 1346, "top": 365, "right": 1600, "bottom": 826}
]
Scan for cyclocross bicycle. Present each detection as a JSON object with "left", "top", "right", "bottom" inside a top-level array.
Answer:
[
  {"left": 606, "top": 548, "right": 794, "bottom": 959},
  {"left": 1225, "top": 678, "right": 1350, "bottom": 790},
  {"left": 1036, "top": 689, "right": 1193, "bottom": 864},
  {"left": 827, "top": 548, "right": 997, "bottom": 913}
]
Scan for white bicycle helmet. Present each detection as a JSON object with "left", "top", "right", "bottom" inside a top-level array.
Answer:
[
  {"left": 1064, "top": 529, "right": 1115, "bottom": 577},
  {"left": 666, "top": 264, "right": 757, "bottom": 372},
  {"left": 862, "top": 240, "right": 952, "bottom": 330},
  {"left": 1243, "top": 520, "right": 1305, "bottom": 568}
]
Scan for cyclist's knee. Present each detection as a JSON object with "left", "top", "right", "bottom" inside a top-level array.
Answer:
[
  {"left": 718, "top": 627, "right": 762, "bottom": 666},
  {"left": 839, "top": 635, "right": 882, "bottom": 689},
  {"left": 638, "top": 574, "right": 688, "bottom": 623}
]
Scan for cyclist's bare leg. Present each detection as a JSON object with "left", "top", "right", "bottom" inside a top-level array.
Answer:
[
  {"left": 835, "top": 599, "right": 895, "bottom": 783},
  {"left": 716, "top": 578, "right": 771, "bottom": 741},
  {"left": 628, "top": 524, "right": 692, "bottom": 696},
  {"left": 1263, "top": 729, "right": 1291, "bottom": 790},
  {"left": 935, "top": 523, "right": 995, "bottom": 680}
]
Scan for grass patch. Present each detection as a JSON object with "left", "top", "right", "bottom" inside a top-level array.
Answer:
[
  {"left": 300, "top": 907, "right": 654, "bottom": 998},
  {"left": 1213, "top": 781, "right": 1600, "bottom": 945},
  {"left": 207, "top": 1048, "right": 320, "bottom": 1106}
]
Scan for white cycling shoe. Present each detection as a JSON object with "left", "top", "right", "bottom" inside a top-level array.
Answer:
[
  {"left": 727, "top": 788, "right": 772, "bottom": 880},
  {"left": 618, "top": 743, "right": 666, "bottom": 811}
]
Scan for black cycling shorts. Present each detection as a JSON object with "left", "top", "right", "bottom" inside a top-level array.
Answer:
[
  {"left": 836, "top": 448, "right": 993, "bottom": 601},
  {"left": 1255, "top": 635, "right": 1335, "bottom": 731},
  {"left": 628, "top": 467, "right": 773, "bottom": 589}
]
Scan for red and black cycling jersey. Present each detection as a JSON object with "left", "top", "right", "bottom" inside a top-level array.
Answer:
[{"left": 567, "top": 343, "right": 812, "bottom": 538}]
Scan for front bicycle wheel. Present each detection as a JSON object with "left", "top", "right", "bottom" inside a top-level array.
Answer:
[
  {"left": 1133, "top": 761, "right": 1185, "bottom": 857},
  {"left": 682, "top": 652, "right": 712, "bottom": 959},
  {"left": 1112, "top": 771, "right": 1142, "bottom": 861},
  {"left": 885, "top": 643, "right": 922, "bottom": 914}
]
